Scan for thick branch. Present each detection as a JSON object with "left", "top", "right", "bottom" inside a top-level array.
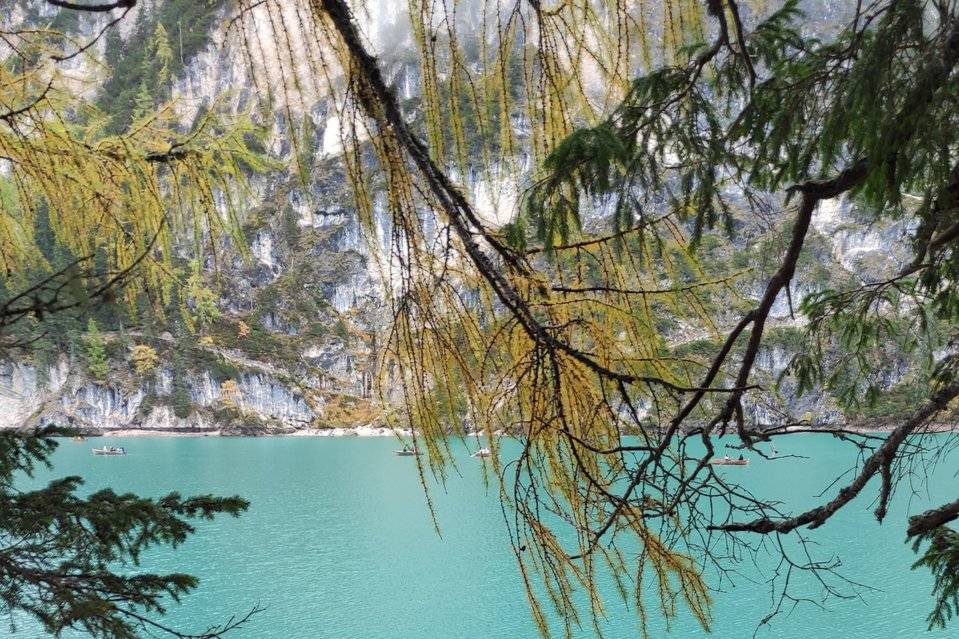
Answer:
[
  {"left": 908, "top": 498, "right": 959, "bottom": 538},
  {"left": 714, "top": 160, "right": 868, "bottom": 442},
  {"left": 45, "top": 0, "right": 135, "bottom": 12},
  {"left": 318, "top": 0, "right": 708, "bottom": 395},
  {"left": 715, "top": 381, "right": 959, "bottom": 534}
]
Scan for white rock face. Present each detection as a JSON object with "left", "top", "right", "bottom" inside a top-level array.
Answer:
[
  {"left": 0, "top": 358, "right": 316, "bottom": 432},
  {"left": 235, "top": 372, "right": 314, "bottom": 422},
  {"left": 471, "top": 171, "right": 520, "bottom": 228},
  {"left": 813, "top": 199, "right": 913, "bottom": 274},
  {"left": 754, "top": 346, "right": 793, "bottom": 378},
  {"left": 251, "top": 231, "right": 279, "bottom": 271},
  {"left": 322, "top": 115, "right": 344, "bottom": 158},
  {"left": 0, "top": 358, "right": 69, "bottom": 428}
]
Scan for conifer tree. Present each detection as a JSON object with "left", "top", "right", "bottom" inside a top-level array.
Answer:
[
  {"left": 83, "top": 318, "right": 109, "bottom": 382},
  {"left": 133, "top": 22, "right": 175, "bottom": 119},
  {"left": 0, "top": 3, "right": 259, "bottom": 636},
  {"left": 151, "top": 22, "right": 174, "bottom": 87},
  {"left": 0, "top": 428, "right": 257, "bottom": 639},
  {"left": 182, "top": 271, "right": 221, "bottom": 335}
]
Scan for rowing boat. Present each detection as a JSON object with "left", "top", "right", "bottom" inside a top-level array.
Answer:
[
  {"left": 92, "top": 447, "right": 126, "bottom": 456},
  {"left": 710, "top": 457, "right": 748, "bottom": 466}
]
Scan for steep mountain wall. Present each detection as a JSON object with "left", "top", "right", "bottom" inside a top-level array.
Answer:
[{"left": 0, "top": 1, "right": 923, "bottom": 433}]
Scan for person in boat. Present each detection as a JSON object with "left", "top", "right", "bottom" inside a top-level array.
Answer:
[{"left": 724, "top": 454, "right": 731, "bottom": 462}]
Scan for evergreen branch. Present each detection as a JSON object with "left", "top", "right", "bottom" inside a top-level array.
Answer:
[
  {"left": 0, "top": 80, "right": 53, "bottom": 122},
  {"left": 551, "top": 272, "right": 746, "bottom": 296},
  {"left": 317, "top": 0, "right": 718, "bottom": 397},
  {"left": 908, "top": 499, "right": 959, "bottom": 538}
]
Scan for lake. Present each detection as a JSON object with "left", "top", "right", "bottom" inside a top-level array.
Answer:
[{"left": 9, "top": 435, "right": 956, "bottom": 638}]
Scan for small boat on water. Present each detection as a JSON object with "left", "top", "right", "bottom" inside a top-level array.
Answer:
[
  {"left": 72, "top": 435, "right": 86, "bottom": 442},
  {"left": 472, "top": 448, "right": 492, "bottom": 459},
  {"left": 92, "top": 446, "right": 126, "bottom": 456},
  {"left": 710, "top": 456, "right": 748, "bottom": 466},
  {"left": 394, "top": 448, "right": 418, "bottom": 456}
]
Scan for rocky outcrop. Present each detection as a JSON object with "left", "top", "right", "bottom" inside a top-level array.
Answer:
[{"left": 0, "top": 356, "right": 319, "bottom": 434}]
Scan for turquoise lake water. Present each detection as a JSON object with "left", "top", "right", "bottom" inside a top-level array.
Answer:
[{"left": 9, "top": 435, "right": 957, "bottom": 638}]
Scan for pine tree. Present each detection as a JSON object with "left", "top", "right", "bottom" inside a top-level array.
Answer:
[
  {"left": 83, "top": 318, "right": 109, "bottom": 382},
  {"left": 132, "top": 79, "right": 153, "bottom": 120},
  {"left": 132, "top": 23, "right": 176, "bottom": 120},
  {"left": 0, "top": 428, "right": 256, "bottom": 638},
  {"left": 182, "top": 271, "right": 221, "bottom": 335},
  {"left": 0, "top": 5, "right": 263, "bottom": 636},
  {"left": 151, "top": 22, "right": 174, "bottom": 87}
]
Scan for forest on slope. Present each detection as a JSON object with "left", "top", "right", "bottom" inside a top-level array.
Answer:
[{"left": 1, "top": 0, "right": 945, "bottom": 436}]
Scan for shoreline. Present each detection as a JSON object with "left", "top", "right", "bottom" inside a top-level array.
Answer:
[
  {"left": 75, "top": 426, "right": 419, "bottom": 438},
  {"left": 52, "top": 422, "right": 959, "bottom": 438}
]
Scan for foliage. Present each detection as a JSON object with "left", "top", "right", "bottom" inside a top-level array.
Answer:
[
  {"left": 912, "top": 526, "right": 959, "bottom": 629},
  {"left": 98, "top": 0, "right": 230, "bottom": 131},
  {"left": 82, "top": 319, "right": 109, "bottom": 382},
  {"left": 171, "top": 378, "right": 193, "bottom": 419},
  {"left": 132, "top": 23, "right": 175, "bottom": 120},
  {"left": 332, "top": 318, "right": 350, "bottom": 343},
  {"left": 130, "top": 344, "right": 160, "bottom": 376},
  {"left": 0, "top": 19, "right": 272, "bottom": 326},
  {"left": 254, "top": 0, "right": 959, "bottom": 635},
  {"left": 320, "top": 394, "right": 380, "bottom": 428},
  {"left": 0, "top": 427, "right": 253, "bottom": 638},
  {"left": 219, "top": 379, "right": 242, "bottom": 408},
  {"left": 138, "top": 391, "right": 157, "bottom": 418},
  {"left": 182, "top": 272, "right": 222, "bottom": 334},
  {"left": 208, "top": 316, "right": 297, "bottom": 365}
]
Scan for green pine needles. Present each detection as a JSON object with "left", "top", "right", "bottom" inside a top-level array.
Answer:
[
  {"left": 84, "top": 318, "right": 109, "bottom": 382},
  {"left": 912, "top": 525, "right": 959, "bottom": 629},
  {"left": 0, "top": 428, "right": 255, "bottom": 638}
]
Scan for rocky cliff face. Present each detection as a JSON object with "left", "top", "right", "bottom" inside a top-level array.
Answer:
[
  {"left": 0, "top": 352, "right": 317, "bottom": 433},
  {"left": 1, "top": 1, "right": 394, "bottom": 433},
  {"left": 0, "top": 1, "right": 923, "bottom": 433}
]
